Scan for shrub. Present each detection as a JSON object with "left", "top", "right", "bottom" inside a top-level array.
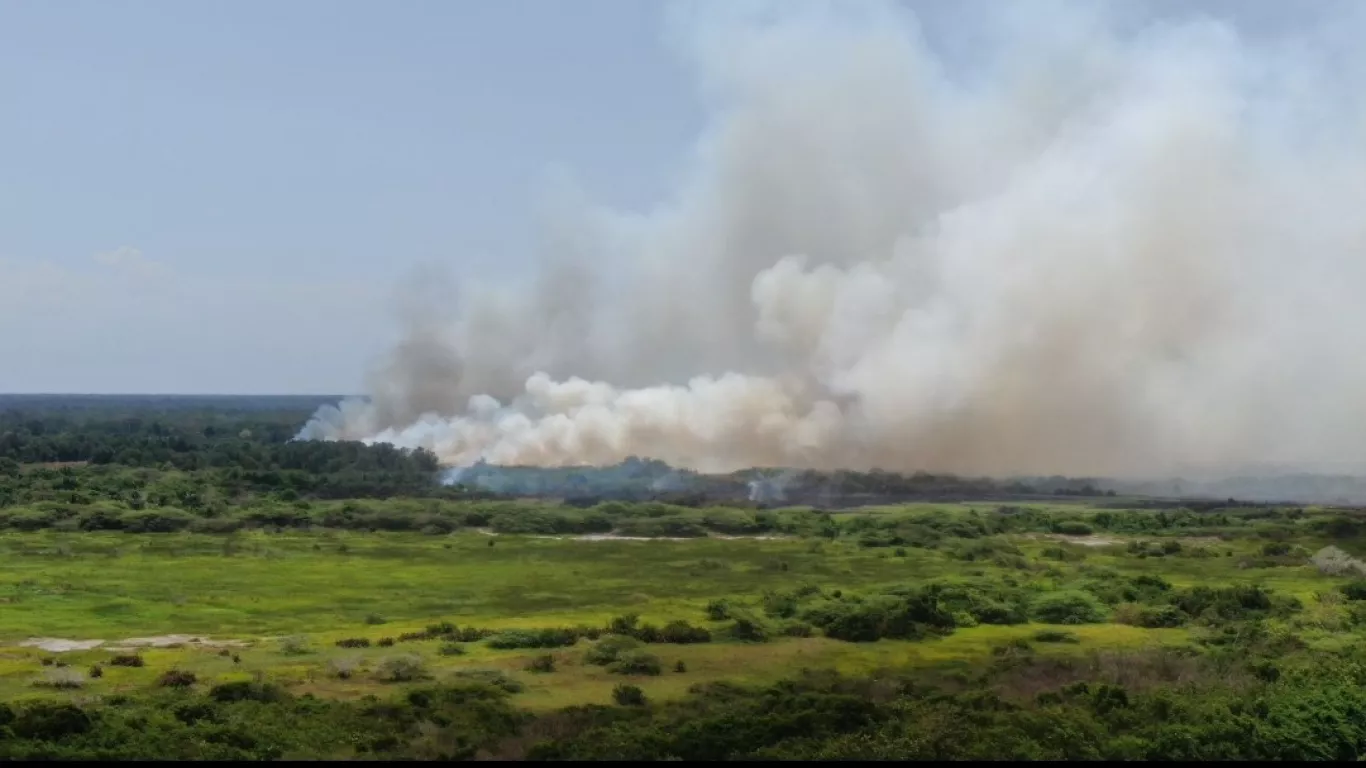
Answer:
[
  {"left": 1031, "top": 591, "right": 1108, "bottom": 624},
  {"left": 335, "top": 637, "right": 372, "bottom": 649},
  {"left": 991, "top": 637, "right": 1034, "bottom": 656},
  {"left": 609, "top": 650, "right": 663, "bottom": 676},
  {"left": 209, "top": 680, "right": 286, "bottom": 703},
  {"left": 585, "top": 635, "right": 642, "bottom": 666},
  {"left": 1032, "top": 629, "right": 1080, "bottom": 644},
  {"left": 705, "top": 599, "right": 732, "bottom": 621},
  {"left": 674, "top": 660, "right": 687, "bottom": 673},
  {"left": 34, "top": 668, "right": 85, "bottom": 690},
  {"left": 328, "top": 656, "right": 362, "bottom": 680},
  {"left": 526, "top": 654, "right": 556, "bottom": 673},
  {"left": 1341, "top": 580, "right": 1366, "bottom": 601},
  {"left": 424, "top": 621, "right": 456, "bottom": 637},
  {"left": 376, "top": 654, "right": 429, "bottom": 683},
  {"left": 1138, "top": 605, "right": 1186, "bottom": 628},
  {"left": 762, "top": 590, "right": 800, "bottom": 618},
  {"left": 727, "top": 615, "right": 772, "bottom": 643},
  {"left": 278, "top": 635, "right": 311, "bottom": 655},
  {"left": 173, "top": 702, "right": 217, "bottom": 726},
  {"left": 377, "top": 637, "right": 396, "bottom": 647},
  {"left": 8, "top": 701, "right": 92, "bottom": 741},
  {"left": 612, "top": 684, "right": 647, "bottom": 706},
  {"left": 1052, "top": 520, "right": 1094, "bottom": 536},
  {"left": 1041, "top": 545, "right": 1086, "bottom": 562},
  {"left": 608, "top": 614, "right": 640, "bottom": 635},
  {"left": 1251, "top": 660, "right": 1281, "bottom": 682},
  {"left": 781, "top": 621, "right": 815, "bottom": 638},
  {"left": 1172, "top": 584, "right": 1284, "bottom": 623},
  {"left": 924, "top": 581, "right": 1028, "bottom": 626},
  {"left": 108, "top": 654, "right": 145, "bottom": 668},
  {"left": 1261, "top": 541, "right": 1292, "bottom": 557},
  {"left": 119, "top": 508, "right": 197, "bottom": 533},
  {"left": 1312, "top": 546, "right": 1366, "bottom": 577},
  {"left": 365, "top": 614, "right": 387, "bottom": 625},
  {"left": 450, "top": 669, "right": 524, "bottom": 693},
  {"left": 88, "top": 664, "right": 103, "bottom": 678},
  {"left": 438, "top": 642, "right": 466, "bottom": 657},
  {"left": 157, "top": 669, "right": 197, "bottom": 688},
  {"left": 804, "top": 589, "right": 957, "bottom": 642},
  {"left": 660, "top": 620, "right": 712, "bottom": 644},
  {"left": 486, "top": 628, "right": 580, "bottom": 649}
]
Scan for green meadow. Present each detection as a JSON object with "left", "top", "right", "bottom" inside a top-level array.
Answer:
[{"left": 2, "top": 499, "right": 1358, "bottom": 713}]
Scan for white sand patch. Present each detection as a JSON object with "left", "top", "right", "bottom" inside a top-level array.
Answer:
[{"left": 17, "top": 635, "right": 249, "bottom": 653}]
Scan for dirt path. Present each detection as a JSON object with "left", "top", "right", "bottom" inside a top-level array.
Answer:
[
  {"left": 18, "top": 635, "right": 250, "bottom": 653},
  {"left": 473, "top": 528, "right": 788, "bottom": 542},
  {"left": 1027, "top": 533, "right": 1227, "bottom": 548}
]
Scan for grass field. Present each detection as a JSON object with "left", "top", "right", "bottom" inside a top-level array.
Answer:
[{"left": 0, "top": 500, "right": 1357, "bottom": 711}]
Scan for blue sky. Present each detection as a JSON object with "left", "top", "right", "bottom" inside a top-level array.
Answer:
[
  {"left": 0, "top": 0, "right": 704, "bottom": 393},
  {"left": 0, "top": 0, "right": 1343, "bottom": 394}
]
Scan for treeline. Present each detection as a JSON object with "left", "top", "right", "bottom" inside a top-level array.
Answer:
[
  {"left": 0, "top": 405, "right": 437, "bottom": 475},
  {"left": 456, "top": 463, "right": 1121, "bottom": 506}
]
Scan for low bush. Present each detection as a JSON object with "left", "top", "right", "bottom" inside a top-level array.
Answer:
[
  {"left": 34, "top": 668, "right": 85, "bottom": 690},
  {"left": 279, "top": 636, "right": 310, "bottom": 655},
  {"left": 157, "top": 670, "right": 197, "bottom": 688},
  {"left": 208, "top": 680, "right": 286, "bottom": 703},
  {"left": 525, "top": 654, "right": 556, "bottom": 673},
  {"left": 486, "top": 628, "right": 580, "bottom": 649},
  {"left": 328, "top": 657, "right": 362, "bottom": 680},
  {"left": 1052, "top": 520, "right": 1094, "bottom": 536},
  {"left": 660, "top": 620, "right": 712, "bottom": 644},
  {"left": 450, "top": 668, "right": 525, "bottom": 693},
  {"left": 612, "top": 683, "right": 647, "bottom": 706},
  {"left": 1031, "top": 591, "right": 1108, "bottom": 624},
  {"left": 609, "top": 650, "right": 663, "bottom": 676},
  {"left": 376, "top": 655, "right": 429, "bottom": 683},
  {"left": 585, "top": 636, "right": 642, "bottom": 666}
]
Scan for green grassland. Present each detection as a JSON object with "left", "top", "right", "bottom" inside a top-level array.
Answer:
[{"left": 2, "top": 499, "right": 1362, "bottom": 715}]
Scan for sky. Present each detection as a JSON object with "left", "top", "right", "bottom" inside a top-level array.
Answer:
[{"left": 0, "top": 0, "right": 1346, "bottom": 395}]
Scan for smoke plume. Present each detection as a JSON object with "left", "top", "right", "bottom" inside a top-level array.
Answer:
[{"left": 299, "top": 0, "right": 1366, "bottom": 479}]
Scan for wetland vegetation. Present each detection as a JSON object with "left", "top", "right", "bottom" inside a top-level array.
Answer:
[{"left": 4, "top": 396, "right": 1366, "bottom": 759}]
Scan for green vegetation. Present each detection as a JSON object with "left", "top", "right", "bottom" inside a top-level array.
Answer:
[{"left": 9, "top": 397, "right": 1366, "bottom": 758}]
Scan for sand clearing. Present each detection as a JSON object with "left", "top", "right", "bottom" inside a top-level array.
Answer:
[
  {"left": 474, "top": 529, "right": 788, "bottom": 542},
  {"left": 18, "top": 635, "right": 250, "bottom": 653}
]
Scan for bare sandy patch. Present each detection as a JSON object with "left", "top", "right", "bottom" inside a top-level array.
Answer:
[
  {"left": 1028, "top": 533, "right": 1227, "bottom": 548},
  {"left": 474, "top": 529, "right": 788, "bottom": 542},
  {"left": 18, "top": 635, "right": 249, "bottom": 653}
]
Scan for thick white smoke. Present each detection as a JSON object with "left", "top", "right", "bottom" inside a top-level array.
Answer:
[{"left": 299, "top": 0, "right": 1366, "bottom": 478}]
